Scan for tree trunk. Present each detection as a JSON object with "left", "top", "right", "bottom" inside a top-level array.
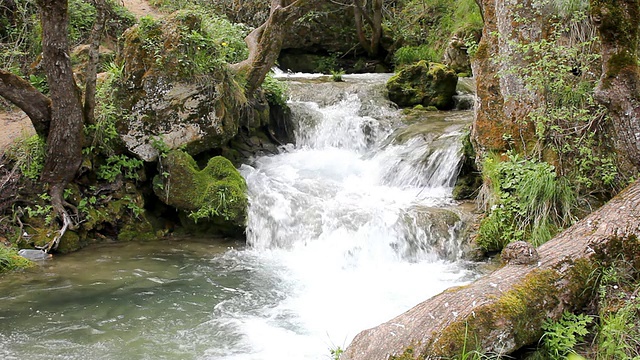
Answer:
[
  {"left": 83, "top": 0, "right": 107, "bottom": 125},
  {"left": 343, "top": 179, "right": 640, "bottom": 359},
  {"left": 352, "top": 0, "right": 383, "bottom": 57},
  {"left": 37, "top": 0, "right": 84, "bottom": 230},
  {"left": 591, "top": 0, "right": 640, "bottom": 170},
  {"left": 0, "top": 70, "right": 51, "bottom": 137},
  {"left": 231, "top": 0, "right": 313, "bottom": 96}
]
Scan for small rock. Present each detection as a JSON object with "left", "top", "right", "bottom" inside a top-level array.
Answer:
[
  {"left": 501, "top": 241, "right": 539, "bottom": 265},
  {"left": 18, "top": 249, "right": 52, "bottom": 260}
]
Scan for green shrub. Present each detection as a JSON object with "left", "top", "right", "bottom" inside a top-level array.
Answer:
[
  {"left": 393, "top": 45, "right": 438, "bottom": 67},
  {"left": 477, "top": 152, "right": 576, "bottom": 251},
  {"left": 389, "top": 0, "right": 483, "bottom": 63},
  {"left": 261, "top": 73, "right": 288, "bottom": 106},
  {"left": 133, "top": 8, "right": 248, "bottom": 78}
]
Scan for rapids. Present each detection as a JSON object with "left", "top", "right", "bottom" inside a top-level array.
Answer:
[{"left": 0, "top": 73, "right": 479, "bottom": 360}]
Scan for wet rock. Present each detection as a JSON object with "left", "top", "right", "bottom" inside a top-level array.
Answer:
[{"left": 386, "top": 61, "right": 458, "bottom": 110}]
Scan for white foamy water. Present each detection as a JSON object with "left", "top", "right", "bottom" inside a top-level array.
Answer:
[{"left": 223, "top": 73, "right": 476, "bottom": 359}]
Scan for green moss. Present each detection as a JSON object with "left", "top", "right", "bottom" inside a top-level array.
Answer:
[
  {"left": 605, "top": 51, "right": 638, "bottom": 79},
  {"left": 431, "top": 269, "right": 561, "bottom": 357},
  {"left": 117, "top": 221, "right": 157, "bottom": 242},
  {"left": 56, "top": 231, "right": 83, "bottom": 254},
  {"left": 154, "top": 150, "right": 248, "bottom": 227},
  {"left": 389, "top": 345, "right": 422, "bottom": 360},
  {"left": 387, "top": 61, "right": 458, "bottom": 110}
]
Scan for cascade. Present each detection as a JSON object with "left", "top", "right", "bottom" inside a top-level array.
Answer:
[{"left": 0, "top": 73, "right": 479, "bottom": 360}]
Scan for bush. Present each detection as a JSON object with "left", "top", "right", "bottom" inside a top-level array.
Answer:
[
  {"left": 7, "top": 134, "right": 47, "bottom": 181},
  {"left": 393, "top": 45, "right": 438, "bottom": 67},
  {"left": 477, "top": 152, "right": 576, "bottom": 251}
]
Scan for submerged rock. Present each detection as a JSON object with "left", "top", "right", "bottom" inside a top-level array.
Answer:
[
  {"left": 153, "top": 150, "right": 248, "bottom": 231},
  {"left": 386, "top": 61, "right": 458, "bottom": 110},
  {"left": 18, "top": 249, "right": 51, "bottom": 260}
]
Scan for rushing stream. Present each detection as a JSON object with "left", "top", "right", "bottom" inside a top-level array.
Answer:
[{"left": 0, "top": 73, "right": 478, "bottom": 359}]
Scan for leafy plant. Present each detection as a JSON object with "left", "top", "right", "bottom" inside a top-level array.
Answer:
[
  {"left": 477, "top": 152, "right": 576, "bottom": 251},
  {"left": 96, "top": 154, "right": 144, "bottom": 182},
  {"left": 541, "top": 312, "right": 593, "bottom": 360},
  {"left": 331, "top": 69, "right": 345, "bottom": 82},
  {"left": 7, "top": 134, "right": 47, "bottom": 180},
  {"left": 597, "top": 297, "right": 640, "bottom": 360},
  {"left": 261, "top": 73, "right": 289, "bottom": 106}
]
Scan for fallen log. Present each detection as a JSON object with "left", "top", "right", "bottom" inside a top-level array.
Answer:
[{"left": 343, "top": 180, "right": 640, "bottom": 359}]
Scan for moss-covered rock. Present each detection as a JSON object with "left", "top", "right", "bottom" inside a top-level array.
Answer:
[
  {"left": 153, "top": 150, "right": 248, "bottom": 231},
  {"left": 114, "top": 11, "right": 248, "bottom": 162},
  {"left": 386, "top": 61, "right": 458, "bottom": 110}
]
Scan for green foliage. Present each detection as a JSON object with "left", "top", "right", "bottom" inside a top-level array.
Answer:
[
  {"left": 497, "top": 0, "right": 620, "bottom": 194},
  {"left": 7, "top": 135, "right": 47, "bottom": 181},
  {"left": 68, "top": 0, "right": 97, "bottom": 44},
  {"left": 134, "top": 8, "right": 248, "bottom": 78},
  {"left": 96, "top": 155, "right": 144, "bottom": 182},
  {"left": 331, "top": 70, "right": 345, "bottom": 82},
  {"left": 393, "top": 45, "right": 438, "bottom": 67},
  {"left": 597, "top": 297, "right": 640, "bottom": 360},
  {"left": 389, "top": 0, "right": 482, "bottom": 64},
  {"left": 0, "top": 245, "right": 33, "bottom": 273},
  {"left": 28, "top": 74, "right": 49, "bottom": 94},
  {"left": 541, "top": 312, "right": 593, "bottom": 360},
  {"left": 478, "top": 152, "right": 576, "bottom": 251},
  {"left": 329, "top": 346, "right": 343, "bottom": 360},
  {"left": 261, "top": 73, "right": 289, "bottom": 106}
]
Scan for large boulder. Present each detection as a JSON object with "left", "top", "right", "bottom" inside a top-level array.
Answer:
[
  {"left": 114, "top": 12, "right": 247, "bottom": 162},
  {"left": 386, "top": 61, "right": 458, "bottom": 110},
  {"left": 153, "top": 151, "right": 247, "bottom": 231}
]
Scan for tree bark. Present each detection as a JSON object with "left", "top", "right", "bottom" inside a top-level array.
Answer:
[
  {"left": 37, "top": 0, "right": 84, "bottom": 227},
  {"left": 343, "top": 179, "right": 640, "bottom": 359},
  {"left": 83, "top": 0, "right": 107, "bottom": 125},
  {"left": 352, "top": 0, "right": 383, "bottom": 57},
  {"left": 591, "top": 0, "right": 640, "bottom": 170},
  {"left": 0, "top": 70, "right": 51, "bottom": 137},
  {"left": 231, "top": 0, "right": 313, "bottom": 96}
]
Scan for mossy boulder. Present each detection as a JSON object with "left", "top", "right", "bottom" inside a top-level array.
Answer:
[
  {"left": 153, "top": 151, "right": 248, "bottom": 231},
  {"left": 114, "top": 11, "right": 248, "bottom": 162},
  {"left": 386, "top": 61, "right": 458, "bottom": 110}
]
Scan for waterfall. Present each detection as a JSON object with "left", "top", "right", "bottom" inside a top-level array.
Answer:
[{"left": 233, "top": 73, "right": 476, "bottom": 358}]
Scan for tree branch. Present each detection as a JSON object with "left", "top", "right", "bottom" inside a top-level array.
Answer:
[{"left": 0, "top": 70, "right": 51, "bottom": 137}]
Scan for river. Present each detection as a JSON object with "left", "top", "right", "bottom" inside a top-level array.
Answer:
[{"left": 0, "top": 73, "right": 478, "bottom": 359}]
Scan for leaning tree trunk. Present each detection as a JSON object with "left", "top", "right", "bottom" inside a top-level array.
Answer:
[
  {"left": 343, "top": 179, "right": 640, "bottom": 359},
  {"left": 231, "top": 0, "right": 312, "bottom": 96},
  {"left": 37, "top": 0, "right": 84, "bottom": 249},
  {"left": 0, "top": 70, "right": 51, "bottom": 137},
  {"left": 591, "top": 0, "right": 640, "bottom": 169}
]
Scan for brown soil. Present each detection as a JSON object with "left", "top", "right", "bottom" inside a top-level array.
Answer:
[
  {"left": 0, "top": 109, "right": 35, "bottom": 155},
  {"left": 120, "top": 0, "right": 164, "bottom": 19}
]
